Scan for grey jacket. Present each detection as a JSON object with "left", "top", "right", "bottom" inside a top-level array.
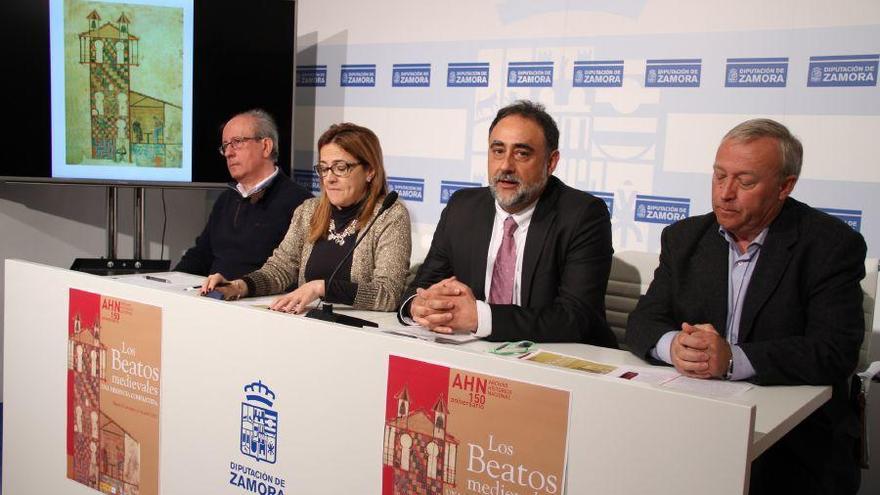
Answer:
[{"left": 244, "top": 197, "right": 412, "bottom": 311}]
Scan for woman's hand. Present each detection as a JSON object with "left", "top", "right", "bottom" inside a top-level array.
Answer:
[
  {"left": 200, "top": 273, "right": 247, "bottom": 300},
  {"left": 269, "top": 280, "right": 325, "bottom": 314}
]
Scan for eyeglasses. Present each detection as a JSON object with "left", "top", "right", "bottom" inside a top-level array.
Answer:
[
  {"left": 218, "top": 136, "right": 263, "bottom": 155},
  {"left": 490, "top": 340, "right": 536, "bottom": 356},
  {"left": 313, "top": 160, "right": 362, "bottom": 178}
]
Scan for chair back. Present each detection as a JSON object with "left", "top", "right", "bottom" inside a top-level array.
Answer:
[
  {"left": 860, "top": 258, "right": 879, "bottom": 370},
  {"left": 605, "top": 251, "right": 659, "bottom": 349}
]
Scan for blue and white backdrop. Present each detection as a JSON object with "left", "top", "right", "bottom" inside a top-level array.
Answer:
[{"left": 293, "top": 0, "right": 880, "bottom": 261}]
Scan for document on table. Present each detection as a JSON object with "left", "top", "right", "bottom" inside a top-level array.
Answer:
[
  {"left": 379, "top": 325, "right": 478, "bottom": 344},
  {"left": 521, "top": 350, "right": 751, "bottom": 396},
  {"left": 661, "top": 375, "right": 753, "bottom": 397},
  {"left": 521, "top": 350, "right": 679, "bottom": 385}
]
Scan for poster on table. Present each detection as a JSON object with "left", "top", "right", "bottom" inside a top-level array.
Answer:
[
  {"left": 67, "top": 288, "right": 162, "bottom": 495},
  {"left": 382, "top": 355, "right": 570, "bottom": 495}
]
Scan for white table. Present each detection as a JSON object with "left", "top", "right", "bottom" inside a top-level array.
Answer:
[
  {"left": 3, "top": 261, "right": 829, "bottom": 494},
  {"left": 321, "top": 299, "right": 829, "bottom": 462}
]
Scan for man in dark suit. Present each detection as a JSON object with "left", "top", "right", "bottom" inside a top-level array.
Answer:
[
  {"left": 626, "top": 118, "right": 865, "bottom": 495},
  {"left": 398, "top": 100, "right": 616, "bottom": 347}
]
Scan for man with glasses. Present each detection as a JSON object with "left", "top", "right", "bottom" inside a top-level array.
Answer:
[
  {"left": 175, "top": 109, "right": 311, "bottom": 279},
  {"left": 398, "top": 100, "right": 617, "bottom": 347}
]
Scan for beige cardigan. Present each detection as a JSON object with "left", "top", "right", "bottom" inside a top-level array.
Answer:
[{"left": 242, "top": 197, "right": 411, "bottom": 311}]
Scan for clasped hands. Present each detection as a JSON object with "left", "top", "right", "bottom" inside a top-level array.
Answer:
[
  {"left": 201, "top": 274, "right": 324, "bottom": 314},
  {"left": 670, "top": 323, "right": 733, "bottom": 379},
  {"left": 410, "top": 276, "right": 478, "bottom": 334}
]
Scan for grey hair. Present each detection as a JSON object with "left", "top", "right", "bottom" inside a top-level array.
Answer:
[
  {"left": 723, "top": 118, "right": 803, "bottom": 179},
  {"left": 233, "top": 108, "right": 280, "bottom": 162}
]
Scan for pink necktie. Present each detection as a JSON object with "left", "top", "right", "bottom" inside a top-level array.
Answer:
[{"left": 489, "top": 216, "right": 518, "bottom": 304}]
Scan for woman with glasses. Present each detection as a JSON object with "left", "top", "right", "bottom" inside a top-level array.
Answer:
[{"left": 201, "top": 123, "right": 411, "bottom": 313}]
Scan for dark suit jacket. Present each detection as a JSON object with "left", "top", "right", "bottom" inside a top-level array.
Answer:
[
  {"left": 400, "top": 175, "right": 617, "bottom": 347},
  {"left": 626, "top": 197, "right": 865, "bottom": 495}
]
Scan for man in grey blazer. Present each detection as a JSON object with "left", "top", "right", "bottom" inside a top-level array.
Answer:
[
  {"left": 398, "top": 100, "right": 617, "bottom": 347},
  {"left": 626, "top": 118, "right": 865, "bottom": 495}
]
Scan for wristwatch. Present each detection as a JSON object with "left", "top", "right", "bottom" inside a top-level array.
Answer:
[{"left": 724, "top": 356, "right": 735, "bottom": 380}]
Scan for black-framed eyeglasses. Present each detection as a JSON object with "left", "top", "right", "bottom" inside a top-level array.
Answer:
[
  {"left": 218, "top": 136, "right": 263, "bottom": 155},
  {"left": 313, "top": 160, "right": 362, "bottom": 178}
]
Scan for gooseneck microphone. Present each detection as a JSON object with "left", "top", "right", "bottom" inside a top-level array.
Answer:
[{"left": 306, "top": 191, "right": 399, "bottom": 327}]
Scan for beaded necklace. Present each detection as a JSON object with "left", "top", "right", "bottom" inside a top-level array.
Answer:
[{"left": 327, "top": 218, "right": 358, "bottom": 245}]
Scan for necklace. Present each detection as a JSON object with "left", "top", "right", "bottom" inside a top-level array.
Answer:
[{"left": 327, "top": 218, "right": 358, "bottom": 246}]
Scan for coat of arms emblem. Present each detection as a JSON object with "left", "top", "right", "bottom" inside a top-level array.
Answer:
[{"left": 240, "top": 380, "right": 278, "bottom": 464}]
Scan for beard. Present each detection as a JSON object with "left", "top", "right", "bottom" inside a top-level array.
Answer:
[{"left": 489, "top": 168, "right": 548, "bottom": 211}]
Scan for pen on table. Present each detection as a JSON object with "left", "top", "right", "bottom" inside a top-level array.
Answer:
[
  {"left": 145, "top": 275, "right": 171, "bottom": 284},
  {"left": 189, "top": 281, "right": 232, "bottom": 292},
  {"left": 385, "top": 330, "right": 420, "bottom": 339}
]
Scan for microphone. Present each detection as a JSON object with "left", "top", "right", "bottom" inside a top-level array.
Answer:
[{"left": 306, "top": 191, "right": 399, "bottom": 327}]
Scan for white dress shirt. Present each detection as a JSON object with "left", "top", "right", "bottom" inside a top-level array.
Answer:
[
  {"left": 400, "top": 199, "right": 536, "bottom": 337},
  {"left": 235, "top": 166, "right": 279, "bottom": 197},
  {"left": 474, "top": 201, "right": 536, "bottom": 337}
]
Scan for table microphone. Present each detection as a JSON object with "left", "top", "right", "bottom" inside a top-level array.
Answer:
[{"left": 306, "top": 191, "right": 399, "bottom": 327}]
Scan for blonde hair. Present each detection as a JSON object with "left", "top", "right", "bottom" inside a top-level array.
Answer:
[{"left": 308, "top": 123, "right": 388, "bottom": 243}]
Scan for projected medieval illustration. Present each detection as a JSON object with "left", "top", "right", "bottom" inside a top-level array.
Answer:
[{"left": 65, "top": 0, "right": 183, "bottom": 168}]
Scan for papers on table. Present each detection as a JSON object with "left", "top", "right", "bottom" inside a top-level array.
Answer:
[
  {"left": 661, "top": 375, "right": 753, "bottom": 397},
  {"left": 111, "top": 272, "right": 203, "bottom": 292},
  {"left": 612, "top": 366, "right": 682, "bottom": 386},
  {"left": 520, "top": 349, "right": 753, "bottom": 396},
  {"left": 379, "top": 325, "right": 478, "bottom": 344},
  {"left": 521, "top": 349, "right": 677, "bottom": 385}
]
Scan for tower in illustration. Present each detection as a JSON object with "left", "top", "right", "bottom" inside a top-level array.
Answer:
[
  {"left": 78, "top": 10, "right": 140, "bottom": 163},
  {"left": 69, "top": 313, "right": 107, "bottom": 488},
  {"left": 383, "top": 385, "right": 459, "bottom": 495},
  {"left": 68, "top": 312, "right": 141, "bottom": 494}
]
